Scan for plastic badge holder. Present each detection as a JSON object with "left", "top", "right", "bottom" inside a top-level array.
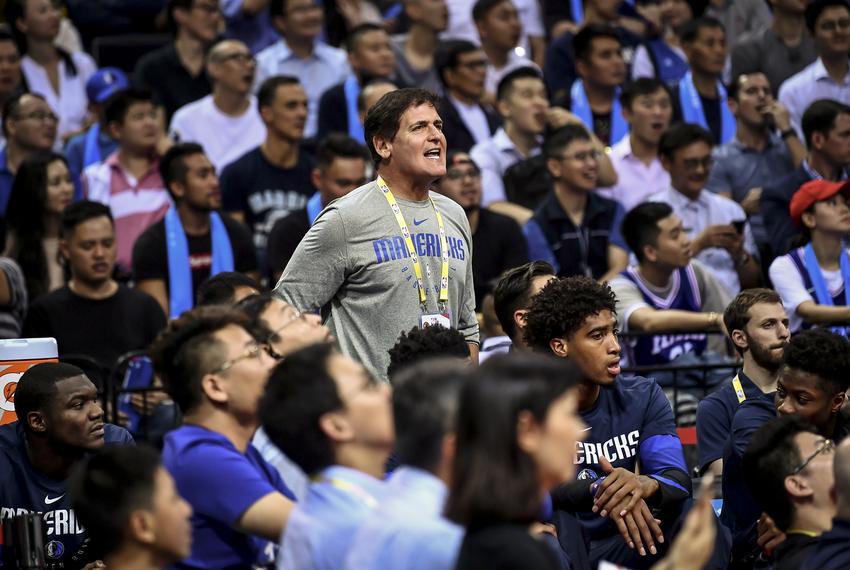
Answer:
[
  {"left": 118, "top": 356, "right": 154, "bottom": 434},
  {"left": 0, "top": 338, "right": 58, "bottom": 426}
]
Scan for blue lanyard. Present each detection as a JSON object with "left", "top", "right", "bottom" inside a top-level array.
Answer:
[
  {"left": 678, "top": 72, "right": 736, "bottom": 144},
  {"left": 570, "top": 80, "right": 628, "bottom": 145},
  {"left": 803, "top": 242, "right": 850, "bottom": 336}
]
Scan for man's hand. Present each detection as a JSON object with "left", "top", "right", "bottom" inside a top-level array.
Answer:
[
  {"left": 82, "top": 562, "right": 105, "bottom": 570},
  {"left": 741, "top": 187, "right": 762, "bottom": 215},
  {"left": 546, "top": 107, "right": 584, "bottom": 130},
  {"left": 757, "top": 513, "right": 786, "bottom": 557},
  {"left": 763, "top": 101, "right": 792, "bottom": 133},
  {"left": 593, "top": 456, "right": 660, "bottom": 517},
  {"left": 130, "top": 390, "right": 170, "bottom": 416},
  {"left": 693, "top": 224, "right": 743, "bottom": 255},
  {"left": 529, "top": 522, "right": 558, "bottom": 538},
  {"left": 609, "top": 497, "right": 664, "bottom": 556}
]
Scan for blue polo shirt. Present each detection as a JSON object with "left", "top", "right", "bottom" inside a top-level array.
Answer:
[
  {"left": 523, "top": 191, "right": 627, "bottom": 279},
  {"left": 801, "top": 518, "right": 850, "bottom": 570},
  {"left": 0, "top": 148, "right": 14, "bottom": 217},
  {"left": 696, "top": 370, "right": 763, "bottom": 473}
]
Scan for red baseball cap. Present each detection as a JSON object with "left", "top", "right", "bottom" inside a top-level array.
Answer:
[{"left": 789, "top": 179, "right": 850, "bottom": 226}]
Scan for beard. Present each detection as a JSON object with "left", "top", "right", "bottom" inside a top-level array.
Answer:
[
  {"left": 747, "top": 334, "right": 787, "bottom": 373},
  {"left": 463, "top": 203, "right": 480, "bottom": 215}
]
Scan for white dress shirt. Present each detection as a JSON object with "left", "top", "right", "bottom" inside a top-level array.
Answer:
[
  {"left": 470, "top": 127, "right": 540, "bottom": 205},
  {"left": 778, "top": 58, "right": 850, "bottom": 137},
  {"left": 599, "top": 136, "right": 670, "bottom": 211}
]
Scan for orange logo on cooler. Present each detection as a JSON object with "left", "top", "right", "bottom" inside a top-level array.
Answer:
[{"left": 0, "top": 358, "right": 58, "bottom": 425}]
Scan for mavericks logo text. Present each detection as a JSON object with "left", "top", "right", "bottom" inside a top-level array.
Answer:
[
  {"left": 575, "top": 430, "right": 640, "bottom": 464},
  {"left": 1, "top": 507, "right": 85, "bottom": 535},
  {"left": 372, "top": 232, "right": 466, "bottom": 264}
]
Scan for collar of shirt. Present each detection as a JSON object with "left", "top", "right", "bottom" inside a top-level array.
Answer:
[
  {"left": 728, "top": 131, "right": 782, "bottom": 153},
  {"left": 491, "top": 127, "right": 541, "bottom": 156},
  {"left": 274, "top": 38, "right": 332, "bottom": 63},
  {"left": 802, "top": 159, "right": 850, "bottom": 181},
  {"left": 316, "top": 465, "right": 385, "bottom": 503},
  {"left": 481, "top": 335, "right": 512, "bottom": 351},
  {"left": 105, "top": 151, "right": 161, "bottom": 184},
  {"left": 664, "top": 186, "right": 710, "bottom": 212},
  {"left": 812, "top": 57, "right": 850, "bottom": 86},
  {"left": 540, "top": 189, "right": 609, "bottom": 225},
  {"left": 386, "top": 466, "right": 448, "bottom": 517},
  {"left": 735, "top": 369, "right": 771, "bottom": 400}
]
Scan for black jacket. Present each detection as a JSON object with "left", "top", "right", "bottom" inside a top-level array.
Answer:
[{"left": 437, "top": 96, "right": 500, "bottom": 153}]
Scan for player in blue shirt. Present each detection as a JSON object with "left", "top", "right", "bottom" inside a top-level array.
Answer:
[
  {"left": 69, "top": 445, "right": 193, "bottom": 570},
  {"left": 259, "top": 343, "right": 394, "bottom": 570},
  {"left": 149, "top": 306, "right": 296, "bottom": 570},
  {"left": 802, "top": 437, "right": 850, "bottom": 570},
  {"left": 524, "top": 276, "right": 730, "bottom": 569},
  {"left": 721, "top": 328, "right": 850, "bottom": 567},
  {"left": 0, "top": 362, "right": 134, "bottom": 570},
  {"left": 696, "top": 288, "right": 790, "bottom": 476}
]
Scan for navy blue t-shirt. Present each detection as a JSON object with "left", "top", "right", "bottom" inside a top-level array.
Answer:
[
  {"left": 696, "top": 371, "right": 765, "bottom": 473},
  {"left": 572, "top": 376, "right": 689, "bottom": 540},
  {"left": 0, "top": 422, "right": 134, "bottom": 569},
  {"left": 801, "top": 517, "right": 850, "bottom": 570},
  {"left": 162, "top": 424, "right": 296, "bottom": 570}
]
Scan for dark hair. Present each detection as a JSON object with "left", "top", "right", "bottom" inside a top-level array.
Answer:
[
  {"left": 393, "top": 358, "right": 467, "bottom": 471},
  {"left": 805, "top": 0, "right": 850, "bottom": 33},
  {"left": 493, "top": 261, "right": 556, "bottom": 339},
  {"left": 159, "top": 142, "right": 206, "bottom": 197},
  {"left": 782, "top": 329, "right": 850, "bottom": 394},
  {"left": 345, "top": 22, "right": 385, "bottom": 53},
  {"left": 259, "top": 343, "right": 341, "bottom": 474},
  {"left": 357, "top": 78, "right": 397, "bottom": 113},
  {"left": 658, "top": 122, "right": 714, "bottom": 159},
  {"left": 801, "top": 99, "right": 850, "bottom": 148},
  {"left": 5, "top": 0, "right": 77, "bottom": 76},
  {"left": 103, "top": 88, "right": 154, "bottom": 126},
  {"left": 621, "top": 201, "right": 674, "bottom": 262},
  {"left": 543, "top": 124, "right": 592, "bottom": 161},
  {"left": 723, "top": 288, "right": 783, "bottom": 354},
  {"left": 472, "top": 0, "right": 510, "bottom": 22},
  {"left": 6, "top": 151, "right": 69, "bottom": 301},
  {"left": 743, "top": 414, "right": 815, "bottom": 531},
  {"left": 620, "top": 77, "right": 670, "bottom": 111},
  {"left": 496, "top": 66, "right": 543, "bottom": 102},
  {"left": 387, "top": 325, "right": 469, "bottom": 378},
  {"left": 196, "top": 272, "right": 260, "bottom": 307},
  {"left": 364, "top": 87, "right": 440, "bottom": 167},
  {"left": 233, "top": 291, "right": 277, "bottom": 341},
  {"left": 166, "top": 0, "right": 196, "bottom": 34},
  {"left": 445, "top": 352, "right": 580, "bottom": 526},
  {"left": 60, "top": 201, "right": 114, "bottom": 240},
  {"left": 727, "top": 72, "right": 767, "bottom": 102},
  {"left": 149, "top": 306, "right": 252, "bottom": 414},
  {"left": 679, "top": 16, "right": 725, "bottom": 44},
  {"left": 524, "top": 276, "right": 617, "bottom": 350},
  {"left": 573, "top": 24, "right": 621, "bottom": 62},
  {"left": 69, "top": 445, "right": 161, "bottom": 557},
  {"left": 257, "top": 75, "right": 300, "bottom": 110},
  {"left": 2, "top": 92, "right": 46, "bottom": 138},
  {"left": 14, "top": 362, "right": 86, "bottom": 433},
  {"left": 434, "top": 39, "right": 480, "bottom": 87},
  {"left": 315, "top": 133, "right": 370, "bottom": 170}
]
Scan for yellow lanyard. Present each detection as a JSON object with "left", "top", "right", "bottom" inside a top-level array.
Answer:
[
  {"left": 376, "top": 176, "right": 449, "bottom": 308},
  {"left": 786, "top": 529, "right": 821, "bottom": 538},
  {"left": 732, "top": 374, "right": 747, "bottom": 404}
]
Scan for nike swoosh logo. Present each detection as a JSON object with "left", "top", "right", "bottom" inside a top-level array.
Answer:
[
  {"left": 413, "top": 218, "right": 428, "bottom": 226},
  {"left": 45, "top": 494, "right": 65, "bottom": 505}
]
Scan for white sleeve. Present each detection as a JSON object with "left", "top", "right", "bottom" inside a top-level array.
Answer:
[
  {"left": 609, "top": 276, "right": 649, "bottom": 332},
  {"left": 769, "top": 255, "right": 812, "bottom": 314},
  {"left": 631, "top": 45, "right": 655, "bottom": 80},
  {"left": 471, "top": 145, "right": 507, "bottom": 205},
  {"left": 521, "top": 0, "right": 544, "bottom": 37}
]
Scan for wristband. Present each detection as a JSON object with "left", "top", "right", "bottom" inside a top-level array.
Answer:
[
  {"left": 781, "top": 128, "right": 797, "bottom": 139},
  {"left": 591, "top": 476, "right": 607, "bottom": 497}
]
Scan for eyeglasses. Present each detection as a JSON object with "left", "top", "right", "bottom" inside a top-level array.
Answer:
[
  {"left": 218, "top": 53, "right": 255, "bottom": 64},
  {"left": 287, "top": 3, "right": 322, "bottom": 15},
  {"left": 265, "top": 310, "right": 308, "bottom": 360},
  {"left": 682, "top": 156, "right": 714, "bottom": 171},
  {"left": 457, "top": 59, "right": 488, "bottom": 71},
  {"left": 211, "top": 342, "right": 269, "bottom": 374},
  {"left": 818, "top": 18, "right": 850, "bottom": 32},
  {"left": 445, "top": 168, "right": 481, "bottom": 181},
  {"left": 560, "top": 150, "right": 601, "bottom": 163},
  {"left": 16, "top": 111, "right": 58, "bottom": 123},
  {"left": 792, "top": 438, "right": 835, "bottom": 475}
]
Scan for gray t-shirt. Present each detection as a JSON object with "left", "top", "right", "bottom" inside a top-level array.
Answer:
[{"left": 274, "top": 180, "right": 478, "bottom": 380}]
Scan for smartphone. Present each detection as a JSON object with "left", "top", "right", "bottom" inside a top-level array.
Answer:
[
  {"left": 732, "top": 220, "right": 746, "bottom": 234},
  {"left": 118, "top": 356, "right": 154, "bottom": 433}
]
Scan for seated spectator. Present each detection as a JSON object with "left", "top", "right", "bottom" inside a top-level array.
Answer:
[
  {"left": 611, "top": 202, "right": 730, "bottom": 367},
  {"left": 387, "top": 324, "right": 470, "bottom": 378},
  {"left": 235, "top": 292, "right": 331, "bottom": 359},
  {"left": 259, "top": 343, "right": 394, "bottom": 570},
  {"left": 598, "top": 78, "right": 673, "bottom": 211},
  {"left": 254, "top": 0, "right": 349, "bottom": 138},
  {"left": 434, "top": 150, "right": 528, "bottom": 307},
  {"left": 133, "top": 0, "right": 217, "bottom": 121},
  {"left": 0, "top": 256, "right": 26, "bottom": 338},
  {"left": 470, "top": 67, "right": 545, "bottom": 209},
  {"left": 69, "top": 445, "right": 193, "bottom": 570},
  {"left": 169, "top": 40, "right": 266, "bottom": 172},
  {"left": 317, "top": 23, "right": 396, "bottom": 142},
  {"left": 731, "top": 0, "right": 817, "bottom": 98},
  {"left": 133, "top": 143, "right": 258, "bottom": 319},
  {"left": 150, "top": 306, "right": 296, "bottom": 569},
  {"left": 472, "top": 0, "right": 537, "bottom": 98},
  {"left": 390, "top": 0, "right": 447, "bottom": 95},
  {"left": 0, "top": 362, "right": 134, "bottom": 569},
  {"left": 445, "top": 353, "right": 585, "bottom": 570},
  {"left": 525, "top": 124, "right": 629, "bottom": 281},
  {"left": 649, "top": 122, "right": 761, "bottom": 296},
  {"left": 672, "top": 18, "right": 736, "bottom": 145},
  {"left": 0, "top": 92, "right": 57, "bottom": 216},
  {"left": 706, "top": 72, "right": 804, "bottom": 254},
  {"left": 721, "top": 328, "right": 850, "bottom": 567},
  {"left": 222, "top": 0, "right": 280, "bottom": 55},
  {"left": 488, "top": 260, "right": 556, "bottom": 357},
  {"left": 196, "top": 271, "right": 261, "bottom": 307},
  {"left": 743, "top": 415, "right": 836, "bottom": 570},
  {"left": 802, "top": 437, "right": 850, "bottom": 570},
  {"left": 696, "top": 288, "right": 790, "bottom": 477},
  {"left": 357, "top": 79, "right": 398, "bottom": 126},
  {"left": 565, "top": 24, "right": 629, "bottom": 146},
  {"left": 267, "top": 134, "right": 368, "bottom": 282},
  {"left": 762, "top": 100, "right": 850, "bottom": 260},
  {"left": 479, "top": 291, "right": 510, "bottom": 360},
  {"left": 4, "top": 151, "right": 73, "bottom": 301},
  {"left": 524, "top": 276, "right": 704, "bottom": 568},
  {"left": 345, "top": 359, "right": 466, "bottom": 570},
  {"left": 64, "top": 68, "right": 127, "bottom": 189},
  {"left": 631, "top": 0, "right": 691, "bottom": 86},
  {"left": 434, "top": 40, "right": 500, "bottom": 153},
  {"left": 6, "top": 0, "right": 96, "bottom": 142},
  {"left": 82, "top": 89, "right": 170, "bottom": 276},
  {"left": 23, "top": 201, "right": 165, "bottom": 369},
  {"left": 769, "top": 180, "right": 850, "bottom": 333},
  {"left": 0, "top": 27, "right": 25, "bottom": 141},
  {"left": 704, "top": 0, "right": 771, "bottom": 52},
  {"left": 779, "top": 0, "right": 850, "bottom": 137},
  {"left": 221, "top": 76, "right": 316, "bottom": 255}
]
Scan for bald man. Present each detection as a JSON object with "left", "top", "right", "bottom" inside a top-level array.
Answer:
[
  {"left": 357, "top": 80, "right": 398, "bottom": 131},
  {"left": 169, "top": 39, "right": 267, "bottom": 171},
  {"left": 800, "top": 438, "right": 850, "bottom": 570}
]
